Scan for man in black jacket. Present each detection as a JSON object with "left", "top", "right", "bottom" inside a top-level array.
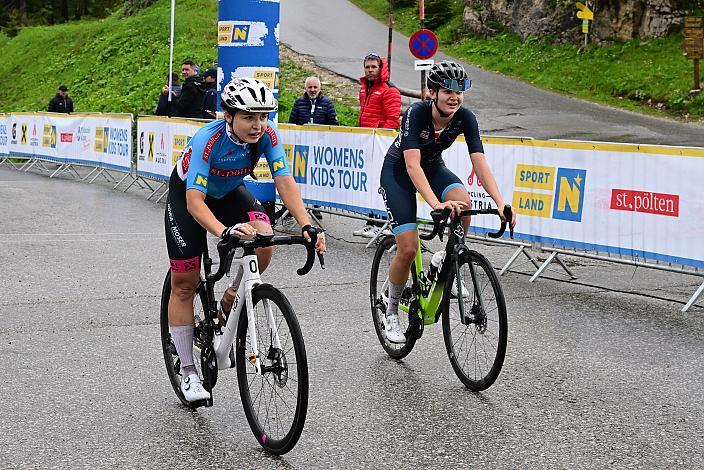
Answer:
[
  {"left": 170, "top": 60, "right": 206, "bottom": 118},
  {"left": 48, "top": 85, "right": 74, "bottom": 113},
  {"left": 288, "top": 76, "right": 339, "bottom": 125}
]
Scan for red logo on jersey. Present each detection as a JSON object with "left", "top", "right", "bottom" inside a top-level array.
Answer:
[
  {"left": 264, "top": 126, "right": 278, "bottom": 147},
  {"left": 210, "top": 167, "right": 250, "bottom": 177},
  {"left": 181, "top": 147, "right": 192, "bottom": 174},
  {"left": 203, "top": 130, "right": 223, "bottom": 163}
]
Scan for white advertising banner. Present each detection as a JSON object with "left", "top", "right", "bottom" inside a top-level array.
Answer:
[
  {"left": 136, "top": 117, "right": 206, "bottom": 180},
  {"left": 0, "top": 114, "right": 8, "bottom": 156},
  {"left": 7, "top": 112, "right": 132, "bottom": 171},
  {"left": 128, "top": 119, "right": 704, "bottom": 268}
]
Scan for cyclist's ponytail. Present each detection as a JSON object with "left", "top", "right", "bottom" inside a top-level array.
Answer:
[{"left": 248, "top": 140, "right": 259, "bottom": 179}]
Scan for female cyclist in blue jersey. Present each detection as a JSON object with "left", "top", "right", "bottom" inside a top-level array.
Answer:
[
  {"left": 164, "top": 77, "right": 326, "bottom": 402},
  {"left": 379, "top": 61, "right": 516, "bottom": 344}
]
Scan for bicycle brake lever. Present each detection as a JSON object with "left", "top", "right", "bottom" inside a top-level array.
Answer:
[{"left": 317, "top": 252, "right": 325, "bottom": 269}]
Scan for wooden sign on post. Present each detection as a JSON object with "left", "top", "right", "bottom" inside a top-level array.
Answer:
[{"left": 684, "top": 17, "right": 703, "bottom": 91}]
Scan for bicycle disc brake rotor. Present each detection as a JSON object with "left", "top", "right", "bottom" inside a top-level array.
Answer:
[
  {"left": 469, "top": 302, "right": 487, "bottom": 333},
  {"left": 265, "top": 346, "right": 288, "bottom": 388}
]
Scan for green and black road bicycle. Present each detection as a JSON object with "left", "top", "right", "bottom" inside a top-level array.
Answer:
[{"left": 370, "top": 206, "right": 513, "bottom": 391}]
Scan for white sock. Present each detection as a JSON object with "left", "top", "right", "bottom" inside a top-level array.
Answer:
[
  {"left": 386, "top": 282, "right": 405, "bottom": 318},
  {"left": 170, "top": 324, "right": 194, "bottom": 373}
]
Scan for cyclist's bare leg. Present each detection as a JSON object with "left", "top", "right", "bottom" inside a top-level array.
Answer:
[
  {"left": 444, "top": 186, "right": 472, "bottom": 234},
  {"left": 385, "top": 229, "right": 419, "bottom": 319},
  {"left": 220, "top": 219, "right": 273, "bottom": 314},
  {"left": 389, "top": 229, "right": 419, "bottom": 285},
  {"left": 168, "top": 269, "right": 201, "bottom": 377},
  {"left": 169, "top": 269, "right": 201, "bottom": 326}
]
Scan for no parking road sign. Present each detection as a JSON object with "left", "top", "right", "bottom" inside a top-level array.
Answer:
[{"left": 409, "top": 29, "right": 439, "bottom": 60}]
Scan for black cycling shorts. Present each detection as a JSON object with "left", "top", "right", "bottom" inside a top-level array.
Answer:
[
  {"left": 379, "top": 158, "right": 464, "bottom": 235},
  {"left": 164, "top": 168, "right": 270, "bottom": 272}
]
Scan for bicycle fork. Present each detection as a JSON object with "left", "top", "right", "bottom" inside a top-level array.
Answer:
[{"left": 452, "top": 245, "right": 484, "bottom": 325}]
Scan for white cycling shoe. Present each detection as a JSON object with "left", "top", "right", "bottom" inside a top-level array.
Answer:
[
  {"left": 181, "top": 373, "right": 211, "bottom": 402},
  {"left": 384, "top": 314, "right": 406, "bottom": 344},
  {"left": 451, "top": 280, "right": 471, "bottom": 298}
]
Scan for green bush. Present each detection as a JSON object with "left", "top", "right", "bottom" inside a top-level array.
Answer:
[{"left": 424, "top": 0, "right": 452, "bottom": 30}]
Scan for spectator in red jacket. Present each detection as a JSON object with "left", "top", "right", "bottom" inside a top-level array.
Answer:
[
  {"left": 354, "top": 53, "right": 400, "bottom": 237},
  {"left": 358, "top": 53, "right": 401, "bottom": 129}
]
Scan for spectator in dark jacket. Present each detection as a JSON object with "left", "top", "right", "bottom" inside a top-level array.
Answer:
[
  {"left": 48, "top": 85, "right": 74, "bottom": 113},
  {"left": 171, "top": 60, "right": 206, "bottom": 118},
  {"left": 202, "top": 68, "right": 218, "bottom": 119},
  {"left": 288, "top": 76, "right": 339, "bottom": 126},
  {"left": 155, "top": 72, "right": 182, "bottom": 116}
]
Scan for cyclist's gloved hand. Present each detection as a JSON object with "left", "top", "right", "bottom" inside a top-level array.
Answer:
[
  {"left": 301, "top": 225, "right": 327, "bottom": 253},
  {"left": 221, "top": 223, "right": 256, "bottom": 241},
  {"left": 500, "top": 204, "right": 516, "bottom": 229}
]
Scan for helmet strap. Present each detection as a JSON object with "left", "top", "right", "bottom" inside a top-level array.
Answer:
[{"left": 433, "top": 97, "right": 451, "bottom": 118}]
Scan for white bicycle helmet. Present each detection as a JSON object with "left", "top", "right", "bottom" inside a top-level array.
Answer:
[{"left": 221, "top": 77, "right": 277, "bottom": 113}]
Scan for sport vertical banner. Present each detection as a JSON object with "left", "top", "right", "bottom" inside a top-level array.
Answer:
[{"left": 218, "top": 0, "right": 280, "bottom": 121}]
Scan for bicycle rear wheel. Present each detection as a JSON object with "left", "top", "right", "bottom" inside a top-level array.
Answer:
[
  {"left": 236, "top": 284, "right": 308, "bottom": 455},
  {"left": 369, "top": 235, "right": 418, "bottom": 359},
  {"left": 159, "top": 271, "right": 208, "bottom": 407},
  {"left": 442, "top": 250, "right": 508, "bottom": 391}
]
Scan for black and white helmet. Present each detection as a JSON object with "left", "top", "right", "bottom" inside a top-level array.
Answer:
[
  {"left": 221, "top": 77, "right": 277, "bottom": 113},
  {"left": 427, "top": 61, "right": 471, "bottom": 92}
]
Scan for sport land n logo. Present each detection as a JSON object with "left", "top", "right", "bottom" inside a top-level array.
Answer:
[
  {"left": 42, "top": 125, "right": 57, "bottom": 148},
  {"left": 292, "top": 145, "right": 309, "bottom": 184},
  {"left": 94, "top": 127, "right": 109, "bottom": 153},
  {"left": 512, "top": 164, "right": 587, "bottom": 222}
]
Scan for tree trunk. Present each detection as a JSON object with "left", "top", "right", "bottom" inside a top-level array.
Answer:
[
  {"left": 19, "top": 0, "right": 27, "bottom": 24},
  {"left": 61, "top": 0, "right": 69, "bottom": 22}
]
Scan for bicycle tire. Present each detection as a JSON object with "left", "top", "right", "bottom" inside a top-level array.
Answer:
[
  {"left": 159, "top": 271, "right": 208, "bottom": 407},
  {"left": 369, "top": 235, "right": 418, "bottom": 359},
  {"left": 442, "top": 250, "right": 508, "bottom": 391},
  {"left": 236, "top": 283, "right": 309, "bottom": 455}
]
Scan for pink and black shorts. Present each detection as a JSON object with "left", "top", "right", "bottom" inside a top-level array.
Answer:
[{"left": 164, "top": 168, "right": 270, "bottom": 273}]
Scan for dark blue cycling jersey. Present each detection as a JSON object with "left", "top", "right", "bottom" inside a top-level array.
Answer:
[
  {"left": 385, "top": 100, "right": 484, "bottom": 166},
  {"left": 176, "top": 119, "right": 291, "bottom": 199}
]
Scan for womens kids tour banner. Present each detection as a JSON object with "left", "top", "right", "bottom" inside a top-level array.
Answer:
[
  {"left": 7, "top": 112, "right": 132, "bottom": 171},
  {"left": 277, "top": 124, "right": 387, "bottom": 215},
  {"left": 136, "top": 116, "right": 206, "bottom": 181},
  {"left": 0, "top": 114, "right": 8, "bottom": 156}
]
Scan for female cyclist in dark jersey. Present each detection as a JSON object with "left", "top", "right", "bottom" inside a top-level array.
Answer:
[
  {"left": 379, "top": 61, "right": 516, "bottom": 344},
  {"left": 164, "top": 77, "right": 326, "bottom": 401}
]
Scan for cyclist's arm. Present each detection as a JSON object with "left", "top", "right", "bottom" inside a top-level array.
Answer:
[
  {"left": 274, "top": 175, "right": 310, "bottom": 227},
  {"left": 470, "top": 152, "right": 516, "bottom": 227},
  {"left": 403, "top": 149, "right": 442, "bottom": 209},
  {"left": 186, "top": 189, "right": 227, "bottom": 237}
]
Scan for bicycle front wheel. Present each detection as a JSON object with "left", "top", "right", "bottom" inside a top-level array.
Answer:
[
  {"left": 369, "top": 235, "right": 418, "bottom": 359},
  {"left": 442, "top": 250, "right": 508, "bottom": 391},
  {"left": 236, "top": 284, "right": 308, "bottom": 455}
]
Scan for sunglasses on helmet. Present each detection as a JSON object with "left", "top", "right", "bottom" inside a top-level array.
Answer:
[
  {"left": 364, "top": 52, "right": 382, "bottom": 61},
  {"left": 433, "top": 78, "right": 471, "bottom": 92}
]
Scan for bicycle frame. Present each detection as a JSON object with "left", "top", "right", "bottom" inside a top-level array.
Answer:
[
  {"left": 394, "top": 206, "right": 512, "bottom": 326},
  {"left": 397, "top": 236, "right": 459, "bottom": 325},
  {"left": 213, "top": 252, "right": 271, "bottom": 374}
]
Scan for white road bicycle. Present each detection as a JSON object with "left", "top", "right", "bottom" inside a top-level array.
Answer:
[{"left": 160, "top": 231, "right": 323, "bottom": 455}]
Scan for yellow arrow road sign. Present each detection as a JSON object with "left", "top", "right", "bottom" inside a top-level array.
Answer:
[{"left": 576, "top": 2, "right": 594, "bottom": 20}]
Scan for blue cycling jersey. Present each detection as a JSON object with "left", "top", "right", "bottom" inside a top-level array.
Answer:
[{"left": 176, "top": 119, "right": 291, "bottom": 199}]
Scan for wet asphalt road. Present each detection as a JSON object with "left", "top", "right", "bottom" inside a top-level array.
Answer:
[
  {"left": 280, "top": 0, "right": 704, "bottom": 147},
  {"left": 1, "top": 167, "right": 704, "bottom": 469}
]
